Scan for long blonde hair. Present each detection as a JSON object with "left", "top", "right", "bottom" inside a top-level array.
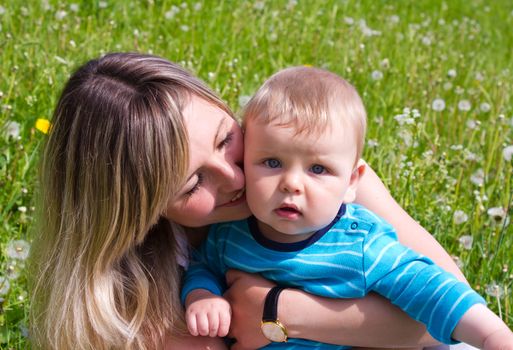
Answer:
[{"left": 30, "top": 53, "right": 232, "bottom": 349}]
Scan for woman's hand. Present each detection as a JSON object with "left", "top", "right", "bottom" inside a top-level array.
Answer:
[{"left": 223, "top": 270, "right": 275, "bottom": 350}]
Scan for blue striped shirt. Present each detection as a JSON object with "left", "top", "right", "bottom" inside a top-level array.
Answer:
[{"left": 182, "top": 204, "right": 485, "bottom": 348}]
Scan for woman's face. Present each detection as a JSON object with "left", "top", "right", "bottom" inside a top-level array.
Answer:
[{"left": 165, "top": 95, "right": 250, "bottom": 227}]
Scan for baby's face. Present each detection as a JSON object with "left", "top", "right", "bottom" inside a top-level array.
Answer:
[{"left": 244, "top": 119, "right": 361, "bottom": 243}]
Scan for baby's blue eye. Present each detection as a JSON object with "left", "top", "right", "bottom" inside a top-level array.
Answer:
[
  {"left": 264, "top": 159, "right": 281, "bottom": 168},
  {"left": 310, "top": 164, "right": 326, "bottom": 174}
]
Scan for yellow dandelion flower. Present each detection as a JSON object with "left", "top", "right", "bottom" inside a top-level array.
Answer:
[
  {"left": 303, "top": 64, "right": 313, "bottom": 67},
  {"left": 35, "top": 118, "right": 51, "bottom": 134}
]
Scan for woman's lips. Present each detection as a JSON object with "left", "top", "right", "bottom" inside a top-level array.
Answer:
[{"left": 219, "top": 188, "right": 246, "bottom": 207}]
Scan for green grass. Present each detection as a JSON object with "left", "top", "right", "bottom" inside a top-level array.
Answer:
[{"left": 1, "top": 0, "right": 512, "bottom": 348}]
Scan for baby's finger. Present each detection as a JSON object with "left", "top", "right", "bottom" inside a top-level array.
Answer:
[
  {"left": 217, "top": 310, "right": 231, "bottom": 337},
  {"left": 186, "top": 313, "right": 198, "bottom": 336},
  {"left": 207, "top": 312, "right": 219, "bottom": 337},
  {"left": 196, "top": 313, "right": 211, "bottom": 337}
]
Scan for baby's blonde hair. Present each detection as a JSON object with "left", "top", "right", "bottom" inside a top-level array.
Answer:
[{"left": 243, "top": 66, "right": 367, "bottom": 161}]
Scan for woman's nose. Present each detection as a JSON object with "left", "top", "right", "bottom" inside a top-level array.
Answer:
[
  {"left": 279, "top": 171, "right": 303, "bottom": 194},
  {"left": 211, "top": 155, "right": 245, "bottom": 191}
]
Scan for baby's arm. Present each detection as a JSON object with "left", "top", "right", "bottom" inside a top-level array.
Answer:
[
  {"left": 185, "top": 288, "right": 231, "bottom": 337},
  {"left": 452, "top": 303, "right": 513, "bottom": 349}
]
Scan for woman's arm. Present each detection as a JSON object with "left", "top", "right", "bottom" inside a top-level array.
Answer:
[
  {"left": 355, "top": 161, "right": 467, "bottom": 282},
  {"left": 225, "top": 270, "right": 437, "bottom": 350},
  {"left": 225, "top": 162, "right": 466, "bottom": 349}
]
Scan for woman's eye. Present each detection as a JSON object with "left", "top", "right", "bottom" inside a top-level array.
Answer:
[
  {"left": 310, "top": 164, "right": 327, "bottom": 174},
  {"left": 184, "top": 173, "right": 204, "bottom": 197},
  {"left": 263, "top": 159, "right": 281, "bottom": 168},
  {"left": 217, "top": 132, "right": 234, "bottom": 149}
]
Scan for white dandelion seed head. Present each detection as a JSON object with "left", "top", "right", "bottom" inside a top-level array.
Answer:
[
  {"left": 207, "top": 72, "right": 216, "bottom": 80},
  {"left": 380, "top": 58, "right": 390, "bottom": 69},
  {"left": 367, "top": 139, "right": 379, "bottom": 148},
  {"left": 453, "top": 210, "right": 469, "bottom": 225},
  {"left": 180, "top": 25, "right": 189, "bottom": 32},
  {"left": 450, "top": 144, "right": 463, "bottom": 151},
  {"left": 6, "top": 239, "right": 31, "bottom": 260},
  {"left": 475, "top": 72, "right": 484, "bottom": 81},
  {"left": 458, "top": 235, "right": 473, "bottom": 250},
  {"left": 98, "top": 1, "right": 108, "bottom": 9},
  {"left": 193, "top": 2, "right": 202, "bottom": 11},
  {"left": 431, "top": 98, "right": 446, "bottom": 112},
  {"left": 18, "top": 206, "right": 27, "bottom": 213},
  {"left": 0, "top": 276, "right": 10, "bottom": 296},
  {"left": 448, "top": 69, "right": 457, "bottom": 78},
  {"left": 253, "top": 1, "right": 265, "bottom": 10},
  {"left": 165, "top": 5, "right": 180, "bottom": 19},
  {"left": 455, "top": 86, "right": 465, "bottom": 95},
  {"left": 238, "top": 95, "right": 251, "bottom": 108},
  {"left": 344, "top": 17, "right": 354, "bottom": 25},
  {"left": 371, "top": 70, "right": 383, "bottom": 81},
  {"left": 458, "top": 100, "right": 471, "bottom": 111},
  {"left": 479, "top": 102, "right": 490, "bottom": 112},
  {"left": 389, "top": 15, "right": 400, "bottom": 24},
  {"left": 464, "top": 150, "right": 480, "bottom": 162},
  {"left": 55, "top": 10, "right": 67, "bottom": 20},
  {"left": 466, "top": 119, "right": 479, "bottom": 130},
  {"left": 443, "top": 82, "right": 452, "bottom": 91},
  {"left": 421, "top": 36, "right": 432, "bottom": 45},
  {"left": 0, "top": 5, "right": 5, "bottom": 15},
  {"left": 4, "top": 121, "right": 20, "bottom": 139},
  {"left": 502, "top": 145, "right": 513, "bottom": 162},
  {"left": 69, "top": 3, "right": 79, "bottom": 12},
  {"left": 485, "top": 282, "right": 504, "bottom": 298},
  {"left": 470, "top": 168, "right": 484, "bottom": 186},
  {"left": 487, "top": 207, "right": 506, "bottom": 221},
  {"left": 5, "top": 260, "right": 23, "bottom": 280},
  {"left": 286, "top": 0, "right": 298, "bottom": 10}
]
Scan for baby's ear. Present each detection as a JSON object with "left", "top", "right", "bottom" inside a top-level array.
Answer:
[{"left": 343, "top": 159, "right": 366, "bottom": 203}]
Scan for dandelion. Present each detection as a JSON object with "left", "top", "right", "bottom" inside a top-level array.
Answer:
[
  {"left": 55, "top": 10, "right": 67, "bottom": 20},
  {"left": 453, "top": 210, "right": 468, "bottom": 224},
  {"left": 35, "top": 118, "right": 51, "bottom": 134},
  {"left": 475, "top": 72, "right": 484, "bottom": 81},
  {"left": 421, "top": 36, "right": 432, "bottom": 45},
  {"left": 443, "top": 82, "right": 452, "bottom": 90},
  {"left": 487, "top": 207, "right": 506, "bottom": 221},
  {"left": 485, "top": 282, "right": 504, "bottom": 298},
  {"left": 466, "top": 119, "right": 478, "bottom": 129},
  {"left": 70, "top": 3, "right": 79, "bottom": 12},
  {"left": 502, "top": 145, "right": 513, "bottom": 162},
  {"left": 193, "top": 2, "right": 202, "bottom": 11},
  {"left": 388, "top": 15, "right": 400, "bottom": 24},
  {"left": 253, "top": 1, "right": 265, "bottom": 10},
  {"left": 0, "top": 276, "right": 10, "bottom": 296},
  {"left": 458, "top": 100, "right": 471, "bottom": 111},
  {"left": 448, "top": 69, "right": 457, "bottom": 78},
  {"left": 18, "top": 206, "right": 27, "bottom": 213},
  {"left": 367, "top": 139, "right": 379, "bottom": 148},
  {"left": 479, "top": 103, "right": 491, "bottom": 112},
  {"left": 180, "top": 25, "right": 189, "bottom": 32},
  {"left": 343, "top": 17, "right": 354, "bottom": 25},
  {"left": 464, "top": 150, "right": 480, "bottom": 162},
  {"left": 165, "top": 5, "right": 180, "bottom": 19},
  {"left": 0, "top": 5, "right": 5, "bottom": 15},
  {"left": 6, "top": 240, "right": 31, "bottom": 260},
  {"left": 371, "top": 70, "right": 383, "bottom": 81},
  {"left": 431, "top": 98, "right": 446, "bottom": 111},
  {"left": 470, "top": 169, "right": 484, "bottom": 186},
  {"left": 99, "top": 1, "right": 107, "bottom": 9},
  {"left": 4, "top": 121, "right": 20, "bottom": 138},
  {"left": 286, "top": 0, "right": 298, "bottom": 10},
  {"left": 5, "top": 260, "right": 22, "bottom": 280},
  {"left": 238, "top": 95, "right": 251, "bottom": 108},
  {"left": 458, "top": 235, "right": 473, "bottom": 250},
  {"left": 380, "top": 58, "right": 390, "bottom": 70}
]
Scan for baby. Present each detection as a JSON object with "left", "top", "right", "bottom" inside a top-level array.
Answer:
[{"left": 181, "top": 66, "right": 513, "bottom": 349}]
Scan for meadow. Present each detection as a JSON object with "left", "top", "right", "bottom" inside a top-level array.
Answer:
[{"left": 0, "top": 0, "right": 512, "bottom": 348}]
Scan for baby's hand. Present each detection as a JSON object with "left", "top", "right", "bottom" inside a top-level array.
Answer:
[
  {"left": 185, "top": 289, "right": 232, "bottom": 338},
  {"left": 483, "top": 328, "right": 513, "bottom": 350}
]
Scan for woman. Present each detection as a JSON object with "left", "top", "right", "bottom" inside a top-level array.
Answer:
[{"left": 30, "top": 53, "right": 466, "bottom": 349}]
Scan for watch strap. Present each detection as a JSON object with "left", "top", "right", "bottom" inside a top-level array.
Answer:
[{"left": 262, "top": 286, "right": 286, "bottom": 322}]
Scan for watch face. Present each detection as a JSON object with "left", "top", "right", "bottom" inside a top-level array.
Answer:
[{"left": 261, "top": 321, "right": 287, "bottom": 342}]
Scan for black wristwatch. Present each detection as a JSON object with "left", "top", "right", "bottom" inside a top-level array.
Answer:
[{"left": 260, "top": 286, "right": 288, "bottom": 342}]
